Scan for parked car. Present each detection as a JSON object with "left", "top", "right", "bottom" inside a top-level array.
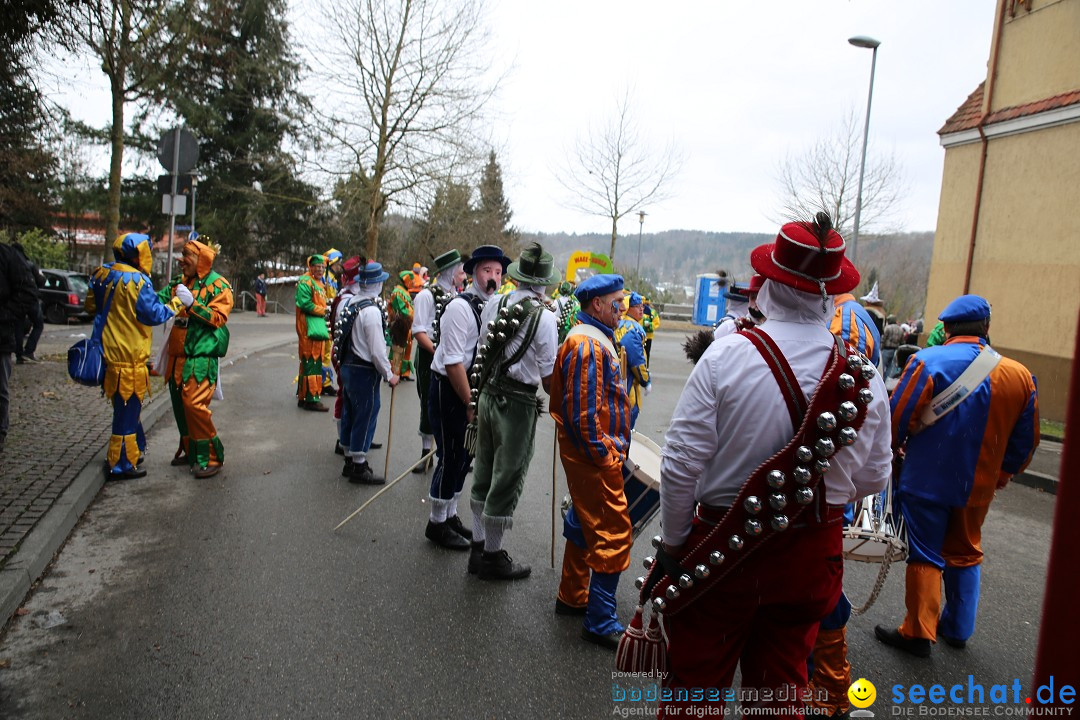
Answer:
[{"left": 40, "top": 269, "right": 91, "bottom": 324}]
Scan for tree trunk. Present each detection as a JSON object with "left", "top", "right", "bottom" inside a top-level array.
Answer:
[
  {"left": 106, "top": 70, "right": 124, "bottom": 263},
  {"left": 609, "top": 217, "right": 618, "bottom": 263}
]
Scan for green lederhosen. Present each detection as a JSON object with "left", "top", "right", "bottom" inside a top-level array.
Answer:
[{"left": 469, "top": 375, "right": 539, "bottom": 521}]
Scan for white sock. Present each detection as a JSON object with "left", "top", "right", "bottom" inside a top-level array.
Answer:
[
  {"left": 471, "top": 499, "right": 486, "bottom": 542},
  {"left": 483, "top": 518, "right": 505, "bottom": 553},
  {"left": 422, "top": 434, "right": 433, "bottom": 451},
  {"left": 448, "top": 493, "right": 460, "bottom": 519},
  {"left": 352, "top": 452, "right": 366, "bottom": 465},
  {"left": 429, "top": 498, "right": 450, "bottom": 523}
]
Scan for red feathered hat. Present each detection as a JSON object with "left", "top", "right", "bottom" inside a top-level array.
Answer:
[{"left": 750, "top": 215, "right": 859, "bottom": 295}]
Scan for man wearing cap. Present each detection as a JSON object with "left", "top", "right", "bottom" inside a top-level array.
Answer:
[
  {"left": 158, "top": 238, "right": 233, "bottom": 479},
  {"left": 876, "top": 294, "right": 1039, "bottom": 658},
  {"left": 411, "top": 249, "right": 465, "bottom": 474},
  {"left": 657, "top": 213, "right": 892, "bottom": 714},
  {"left": 320, "top": 249, "right": 344, "bottom": 397},
  {"left": 467, "top": 243, "right": 560, "bottom": 580},
  {"left": 615, "top": 292, "right": 650, "bottom": 429},
  {"left": 713, "top": 281, "right": 752, "bottom": 341},
  {"left": 641, "top": 295, "right": 660, "bottom": 365},
  {"left": 425, "top": 245, "right": 510, "bottom": 550},
  {"left": 336, "top": 261, "right": 399, "bottom": 485},
  {"left": 830, "top": 285, "right": 881, "bottom": 367},
  {"left": 388, "top": 271, "right": 416, "bottom": 381},
  {"left": 296, "top": 255, "right": 330, "bottom": 411},
  {"left": 550, "top": 273, "right": 633, "bottom": 649}
]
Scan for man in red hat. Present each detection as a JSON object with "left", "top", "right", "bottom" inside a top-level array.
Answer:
[{"left": 656, "top": 213, "right": 893, "bottom": 716}]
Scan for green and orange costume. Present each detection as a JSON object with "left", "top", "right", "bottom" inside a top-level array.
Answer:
[
  {"left": 389, "top": 271, "right": 415, "bottom": 378},
  {"left": 296, "top": 255, "right": 329, "bottom": 403}
]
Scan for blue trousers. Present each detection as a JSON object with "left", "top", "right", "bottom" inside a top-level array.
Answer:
[
  {"left": 339, "top": 364, "right": 380, "bottom": 460},
  {"left": 428, "top": 373, "right": 470, "bottom": 501},
  {"left": 108, "top": 394, "right": 146, "bottom": 475}
]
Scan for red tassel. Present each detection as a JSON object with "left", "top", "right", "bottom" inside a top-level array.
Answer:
[{"left": 616, "top": 605, "right": 668, "bottom": 674}]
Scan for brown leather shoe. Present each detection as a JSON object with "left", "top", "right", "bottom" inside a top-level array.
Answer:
[
  {"left": 301, "top": 401, "right": 329, "bottom": 412},
  {"left": 170, "top": 455, "right": 189, "bottom": 467},
  {"left": 193, "top": 465, "right": 221, "bottom": 479}
]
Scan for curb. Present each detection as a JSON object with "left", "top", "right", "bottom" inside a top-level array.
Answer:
[
  {"left": 1013, "top": 470, "right": 1058, "bottom": 495},
  {"left": 0, "top": 337, "right": 294, "bottom": 629}
]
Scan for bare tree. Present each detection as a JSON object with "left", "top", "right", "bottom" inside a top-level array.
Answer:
[
  {"left": 72, "top": 0, "right": 183, "bottom": 251},
  {"left": 555, "top": 91, "right": 681, "bottom": 263},
  {"left": 774, "top": 110, "right": 906, "bottom": 248},
  {"left": 315, "top": 0, "right": 499, "bottom": 259}
]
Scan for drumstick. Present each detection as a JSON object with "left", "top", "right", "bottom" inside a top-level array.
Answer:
[{"left": 551, "top": 432, "right": 558, "bottom": 569}]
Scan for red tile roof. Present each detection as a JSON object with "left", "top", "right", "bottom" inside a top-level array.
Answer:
[{"left": 940, "top": 82, "right": 1080, "bottom": 135}]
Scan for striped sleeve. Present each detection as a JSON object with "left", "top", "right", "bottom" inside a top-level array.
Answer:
[{"left": 890, "top": 357, "right": 934, "bottom": 449}]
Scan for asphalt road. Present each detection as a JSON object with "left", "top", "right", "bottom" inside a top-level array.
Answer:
[{"left": 0, "top": 331, "right": 1057, "bottom": 718}]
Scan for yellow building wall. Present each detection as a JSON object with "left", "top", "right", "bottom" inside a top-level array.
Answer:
[{"left": 992, "top": 0, "right": 1080, "bottom": 111}]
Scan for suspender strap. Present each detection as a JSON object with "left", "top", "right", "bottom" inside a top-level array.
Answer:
[{"left": 739, "top": 327, "right": 807, "bottom": 429}]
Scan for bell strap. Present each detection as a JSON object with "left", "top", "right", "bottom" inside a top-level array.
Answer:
[{"left": 738, "top": 327, "right": 807, "bottom": 429}]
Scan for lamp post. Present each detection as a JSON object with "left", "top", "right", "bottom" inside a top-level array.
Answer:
[
  {"left": 848, "top": 35, "right": 880, "bottom": 265},
  {"left": 635, "top": 210, "right": 647, "bottom": 281}
]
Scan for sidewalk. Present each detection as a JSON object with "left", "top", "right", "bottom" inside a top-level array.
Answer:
[{"left": 0, "top": 310, "right": 297, "bottom": 624}]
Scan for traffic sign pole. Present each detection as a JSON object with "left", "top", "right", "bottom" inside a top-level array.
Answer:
[{"left": 166, "top": 127, "right": 181, "bottom": 282}]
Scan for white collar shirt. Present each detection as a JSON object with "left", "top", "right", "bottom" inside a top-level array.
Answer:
[
  {"left": 431, "top": 283, "right": 487, "bottom": 375},
  {"left": 411, "top": 279, "right": 456, "bottom": 336},
  {"left": 478, "top": 289, "right": 559, "bottom": 388},
  {"left": 346, "top": 287, "right": 392, "bottom": 380},
  {"left": 660, "top": 281, "right": 893, "bottom": 546}
]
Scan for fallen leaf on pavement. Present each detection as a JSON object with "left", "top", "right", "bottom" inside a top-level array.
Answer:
[{"left": 41, "top": 391, "right": 60, "bottom": 400}]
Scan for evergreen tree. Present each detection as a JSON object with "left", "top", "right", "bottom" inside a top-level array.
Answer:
[{"left": 475, "top": 150, "right": 518, "bottom": 247}]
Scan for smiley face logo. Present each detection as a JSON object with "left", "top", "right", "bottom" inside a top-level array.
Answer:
[{"left": 848, "top": 678, "right": 876, "bottom": 709}]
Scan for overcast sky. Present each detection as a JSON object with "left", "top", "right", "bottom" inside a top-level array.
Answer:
[{"left": 50, "top": 1, "right": 996, "bottom": 237}]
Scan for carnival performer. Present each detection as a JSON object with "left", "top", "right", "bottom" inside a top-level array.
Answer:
[
  {"left": 641, "top": 295, "right": 660, "bottom": 365},
  {"left": 335, "top": 261, "right": 399, "bottom": 485},
  {"left": 614, "top": 292, "right": 650, "bottom": 429},
  {"left": 425, "top": 245, "right": 510, "bottom": 550},
  {"left": 86, "top": 233, "right": 184, "bottom": 479},
  {"left": 410, "top": 249, "right": 464, "bottom": 474},
  {"left": 552, "top": 281, "right": 579, "bottom": 343},
  {"left": 319, "top": 249, "right": 344, "bottom": 397},
  {"left": 157, "top": 239, "right": 233, "bottom": 479},
  {"left": 876, "top": 294, "right": 1038, "bottom": 658},
  {"left": 713, "top": 281, "right": 751, "bottom": 340},
  {"left": 296, "top": 254, "right": 330, "bottom": 412},
  {"left": 467, "top": 243, "right": 559, "bottom": 580},
  {"left": 388, "top": 271, "right": 416, "bottom": 381},
  {"left": 830, "top": 286, "right": 881, "bottom": 366},
  {"left": 656, "top": 213, "right": 893, "bottom": 716},
  {"left": 330, "top": 256, "right": 363, "bottom": 455},
  {"left": 550, "top": 273, "right": 633, "bottom": 650}
]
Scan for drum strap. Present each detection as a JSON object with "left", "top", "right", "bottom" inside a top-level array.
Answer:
[
  {"left": 740, "top": 327, "right": 807, "bottom": 429},
  {"left": 917, "top": 345, "right": 1001, "bottom": 430}
]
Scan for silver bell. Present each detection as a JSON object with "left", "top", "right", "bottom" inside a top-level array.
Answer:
[
  {"left": 651, "top": 535, "right": 662, "bottom": 549},
  {"left": 795, "top": 445, "right": 813, "bottom": 463},
  {"left": 634, "top": 576, "right": 646, "bottom": 590},
  {"left": 817, "top": 412, "right": 837, "bottom": 432},
  {"left": 861, "top": 363, "right": 875, "bottom": 380},
  {"left": 767, "top": 470, "right": 785, "bottom": 489},
  {"left": 744, "top": 519, "right": 763, "bottom": 537},
  {"left": 838, "top": 426, "right": 858, "bottom": 447},
  {"left": 470, "top": 372, "right": 480, "bottom": 384},
  {"left": 513, "top": 303, "right": 526, "bottom": 318},
  {"left": 793, "top": 466, "right": 812, "bottom": 484},
  {"left": 838, "top": 373, "right": 856, "bottom": 390},
  {"left": 694, "top": 564, "right": 710, "bottom": 580},
  {"left": 795, "top": 487, "right": 814, "bottom": 505},
  {"left": 678, "top": 574, "right": 694, "bottom": 590},
  {"left": 666, "top": 584, "right": 681, "bottom": 600},
  {"left": 743, "top": 496, "right": 762, "bottom": 514},
  {"left": 769, "top": 493, "right": 787, "bottom": 511},
  {"left": 815, "top": 458, "right": 831, "bottom": 474},
  {"left": 729, "top": 535, "right": 744, "bottom": 551},
  {"left": 510, "top": 318, "right": 521, "bottom": 329},
  {"left": 485, "top": 332, "right": 495, "bottom": 343},
  {"left": 771, "top": 515, "right": 790, "bottom": 531},
  {"left": 496, "top": 332, "right": 507, "bottom": 343},
  {"left": 496, "top": 318, "right": 507, "bottom": 330},
  {"left": 498, "top": 307, "right": 510, "bottom": 318},
  {"left": 653, "top": 597, "right": 667, "bottom": 612},
  {"left": 709, "top": 551, "right": 725, "bottom": 566},
  {"left": 643, "top": 555, "right": 655, "bottom": 569},
  {"left": 470, "top": 388, "right": 479, "bottom": 399},
  {"left": 858, "top": 387, "right": 874, "bottom": 405},
  {"left": 838, "top": 401, "right": 858, "bottom": 422},
  {"left": 847, "top": 354, "right": 863, "bottom": 370},
  {"left": 815, "top": 437, "right": 836, "bottom": 458}
]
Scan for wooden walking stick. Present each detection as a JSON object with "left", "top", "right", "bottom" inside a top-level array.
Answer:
[
  {"left": 383, "top": 344, "right": 405, "bottom": 481},
  {"left": 334, "top": 449, "right": 437, "bottom": 531}
]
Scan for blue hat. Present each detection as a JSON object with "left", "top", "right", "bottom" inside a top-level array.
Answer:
[
  {"left": 723, "top": 282, "right": 751, "bottom": 302},
  {"left": 574, "top": 274, "right": 624, "bottom": 302},
  {"left": 627, "top": 292, "right": 643, "bottom": 307},
  {"left": 939, "top": 294, "right": 991, "bottom": 323},
  {"left": 357, "top": 261, "right": 390, "bottom": 285},
  {"left": 463, "top": 245, "right": 511, "bottom": 275}
]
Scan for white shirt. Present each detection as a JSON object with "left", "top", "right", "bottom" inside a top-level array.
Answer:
[
  {"left": 412, "top": 277, "right": 456, "bottom": 336},
  {"left": 660, "top": 280, "right": 893, "bottom": 546},
  {"left": 477, "top": 289, "right": 558, "bottom": 388},
  {"left": 713, "top": 299, "right": 749, "bottom": 340},
  {"left": 431, "top": 283, "right": 488, "bottom": 375},
  {"left": 345, "top": 284, "right": 393, "bottom": 380}
]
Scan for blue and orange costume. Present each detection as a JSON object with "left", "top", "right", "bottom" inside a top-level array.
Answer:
[
  {"left": 830, "top": 292, "right": 881, "bottom": 366},
  {"left": 614, "top": 293, "right": 650, "bottom": 429},
  {"left": 85, "top": 234, "right": 182, "bottom": 478},
  {"left": 885, "top": 295, "right": 1038, "bottom": 650},
  {"left": 551, "top": 275, "right": 632, "bottom": 640}
]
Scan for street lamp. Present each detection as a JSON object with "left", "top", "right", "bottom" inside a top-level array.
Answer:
[
  {"left": 848, "top": 34, "right": 880, "bottom": 265},
  {"left": 635, "top": 210, "right": 647, "bottom": 281}
]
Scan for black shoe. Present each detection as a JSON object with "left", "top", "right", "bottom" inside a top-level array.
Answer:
[
  {"left": 369, "top": 442, "right": 383, "bottom": 449},
  {"left": 478, "top": 549, "right": 531, "bottom": 581},
  {"left": 322, "top": 386, "right": 338, "bottom": 397},
  {"left": 581, "top": 627, "right": 622, "bottom": 651},
  {"left": 300, "top": 401, "right": 329, "bottom": 412},
  {"left": 939, "top": 633, "right": 967, "bottom": 649},
  {"left": 555, "top": 599, "right": 588, "bottom": 616},
  {"left": 107, "top": 467, "right": 148, "bottom": 481},
  {"left": 875, "top": 625, "right": 931, "bottom": 658},
  {"left": 348, "top": 461, "right": 385, "bottom": 485},
  {"left": 445, "top": 514, "right": 473, "bottom": 540},
  {"left": 137, "top": 455, "right": 145, "bottom": 467},
  {"left": 411, "top": 450, "right": 429, "bottom": 474},
  {"left": 342, "top": 458, "right": 354, "bottom": 477},
  {"left": 425, "top": 520, "right": 470, "bottom": 551},
  {"left": 467, "top": 541, "right": 485, "bottom": 574},
  {"left": 335, "top": 440, "right": 345, "bottom": 456}
]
